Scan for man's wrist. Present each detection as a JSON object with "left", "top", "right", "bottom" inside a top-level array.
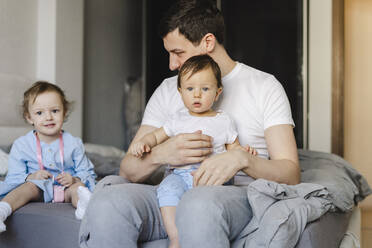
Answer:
[
  {"left": 234, "top": 149, "right": 252, "bottom": 171},
  {"left": 149, "top": 144, "right": 166, "bottom": 166}
]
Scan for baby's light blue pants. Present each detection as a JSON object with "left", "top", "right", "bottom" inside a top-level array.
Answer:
[{"left": 157, "top": 168, "right": 194, "bottom": 207}]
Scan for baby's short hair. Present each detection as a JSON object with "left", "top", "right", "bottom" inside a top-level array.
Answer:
[
  {"left": 22, "top": 81, "right": 71, "bottom": 121},
  {"left": 177, "top": 54, "right": 222, "bottom": 89}
]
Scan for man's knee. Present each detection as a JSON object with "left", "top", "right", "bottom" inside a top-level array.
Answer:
[
  {"left": 94, "top": 175, "right": 130, "bottom": 192},
  {"left": 87, "top": 187, "right": 115, "bottom": 216},
  {"left": 87, "top": 184, "right": 150, "bottom": 225},
  {"left": 176, "top": 187, "right": 224, "bottom": 225}
]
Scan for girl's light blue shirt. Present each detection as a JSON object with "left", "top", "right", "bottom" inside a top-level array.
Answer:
[{"left": 0, "top": 130, "right": 96, "bottom": 201}]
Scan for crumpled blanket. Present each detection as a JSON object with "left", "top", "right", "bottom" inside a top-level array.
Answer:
[
  {"left": 232, "top": 149, "right": 371, "bottom": 248},
  {"left": 235, "top": 179, "right": 332, "bottom": 248}
]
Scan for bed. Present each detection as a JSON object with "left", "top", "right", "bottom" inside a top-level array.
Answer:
[{"left": 0, "top": 75, "right": 369, "bottom": 248}]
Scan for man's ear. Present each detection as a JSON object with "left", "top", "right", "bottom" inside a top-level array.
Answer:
[
  {"left": 215, "top": 87, "right": 223, "bottom": 101},
  {"left": 202, "top": 33, "right": 216, "bottom": 53}
]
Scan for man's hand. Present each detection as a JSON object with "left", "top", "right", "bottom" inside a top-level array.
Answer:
[
  {"left": 26, "top": 170, "right": 52, "bottom": 180},
  {"left": 192, "top": 149, "right": 250, "bottom": 186},
  {"left": 56, "top": 172, "right": 75, "bottom": 187},
  {"left": 152, "top": 130, "right": 213, "bottom": 166}
]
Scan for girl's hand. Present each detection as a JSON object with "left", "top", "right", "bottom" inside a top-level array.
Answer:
[
  {"left": 27, "top": 170, "right": 52, "bottom": 180},
  {"left": 56, "top": 172, "right": 74, "bottom": 187}
]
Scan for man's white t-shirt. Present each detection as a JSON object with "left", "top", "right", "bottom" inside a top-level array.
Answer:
[{"left": 142, "top": 62, "right": 294, "bottom": 159}]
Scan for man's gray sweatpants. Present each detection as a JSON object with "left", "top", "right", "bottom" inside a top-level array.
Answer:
[{"left": 79, "top": 175, "right": 252, "bottom": 248}]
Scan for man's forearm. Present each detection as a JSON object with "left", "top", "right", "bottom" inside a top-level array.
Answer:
[{"left": 241, "top": 153, "right": 300, "bottom": 185}]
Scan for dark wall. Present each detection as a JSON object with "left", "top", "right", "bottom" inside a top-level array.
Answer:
[
  {"left": 145, "top": 0, "right": 176, "bottom": 101},
  {"left": 221, "top": 0, "right": 304, "bottom": 147}
]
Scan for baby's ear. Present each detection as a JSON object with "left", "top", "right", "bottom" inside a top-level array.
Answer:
[
  {"left": 215, "top": 87, "right": 223, "bottom": 101},
  {"left": 25, "top": 114, "right": 33, "bottom": 125}
]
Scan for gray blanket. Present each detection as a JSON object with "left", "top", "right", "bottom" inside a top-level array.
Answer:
[
  {"left": 298, "top": 149, "right": 371, "bottom": 211},
  {"left": 233, "top": 149, "right": 371, "bottom": 248}
]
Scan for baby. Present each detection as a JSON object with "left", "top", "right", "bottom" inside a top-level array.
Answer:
[
  {"left": 0, "top": 81, "right": 96, "bottom": 233},
  {"left": 129, "top": 55, "right": 256, "bottom": 248}
]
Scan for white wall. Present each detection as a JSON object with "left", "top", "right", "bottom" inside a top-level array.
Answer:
[
  {"left": 308, "top": 0, "right": 332, "bottom": 153},
  {"left": 37, "top": 0, "right": 56, "bottom": 82},
  {"left": 0, "top": 0, "right": 38, "bottom": 144},
  {"left": 0, "top": 0, "right": 84, "bottom": 142},
  {"left": 0, "top": 0, "right": 38, "bottom": 80}
]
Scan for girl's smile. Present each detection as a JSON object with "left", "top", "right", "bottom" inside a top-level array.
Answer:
[{"left": 26, "top": 91, "right": 65, "bottom": 143}]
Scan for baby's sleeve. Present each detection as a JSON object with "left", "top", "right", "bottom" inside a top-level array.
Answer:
[
  {"left": 72, "top": 138, "right": 96, "bottom": 191},
  {"left": 225, "top": 115, "right": 238, "bottom": 145}
]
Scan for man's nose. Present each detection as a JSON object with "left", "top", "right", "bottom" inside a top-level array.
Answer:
[{"left": 169, "top": 56, "right": 180, "bottom": 71}]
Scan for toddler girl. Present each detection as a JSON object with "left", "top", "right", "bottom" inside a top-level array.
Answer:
[
  {"left": 0, "top": 81, "right": 96, "bottom": 232},
  {"left": 129, "top": 55, "right": 257, "bottom": 248}
]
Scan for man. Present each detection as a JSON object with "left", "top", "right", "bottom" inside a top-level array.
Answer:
[{"left": 79, "top": 1, "right": 300, "bottom": 247}]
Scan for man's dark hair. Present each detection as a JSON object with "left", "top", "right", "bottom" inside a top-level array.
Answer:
[
  {"left": 177, "top": 54, "right": 222, "bottom": 89},
  {"left": 159, "top": 0, "right": 225, "bottom": 45}
]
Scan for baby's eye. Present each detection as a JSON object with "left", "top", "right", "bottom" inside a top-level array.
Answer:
[
  {"left": 186, "top": 87, "right": 193, "bottom": 91},
  {"left": 52, "top": 109, "right": 59, "bottom": 113},
  {"left": 202, "top": 87, "right": 209, "bottom": 91},
  {"left": 36, "top": 111, "right": 42, "bottom": 115}
]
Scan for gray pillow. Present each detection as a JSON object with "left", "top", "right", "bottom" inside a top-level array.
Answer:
[
  {"left": 298, "top": 149, "right": 372, "bottom": 211},
  {"left": 86, "top": 152, "right": 121, "bottom": 179},
  {"left": 0, "top": 145, "right": 11, "bottom": 154}
]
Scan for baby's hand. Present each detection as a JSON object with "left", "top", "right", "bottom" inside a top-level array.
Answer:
[
  {"left": 56, "top": 172, "right": 74, "bottom": 187},
  {"left": 27, "top": 170, "right": 52, "bottom": 180},
  {"left": 243, "top": 145, "right": 257, "bottom": 156},
  {"left": 129, "top": 142, "right": 151, "bottom": 158}
]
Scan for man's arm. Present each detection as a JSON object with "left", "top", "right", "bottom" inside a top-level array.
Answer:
[
  {"left": 120, "top": 125, "right": 214, "bottom": 183},
  {"left": 193, "top": 124, "right": 300, "bottom": 186},
  {"left": 241, "top": 124, "right": 300, "bottom": 184}
]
